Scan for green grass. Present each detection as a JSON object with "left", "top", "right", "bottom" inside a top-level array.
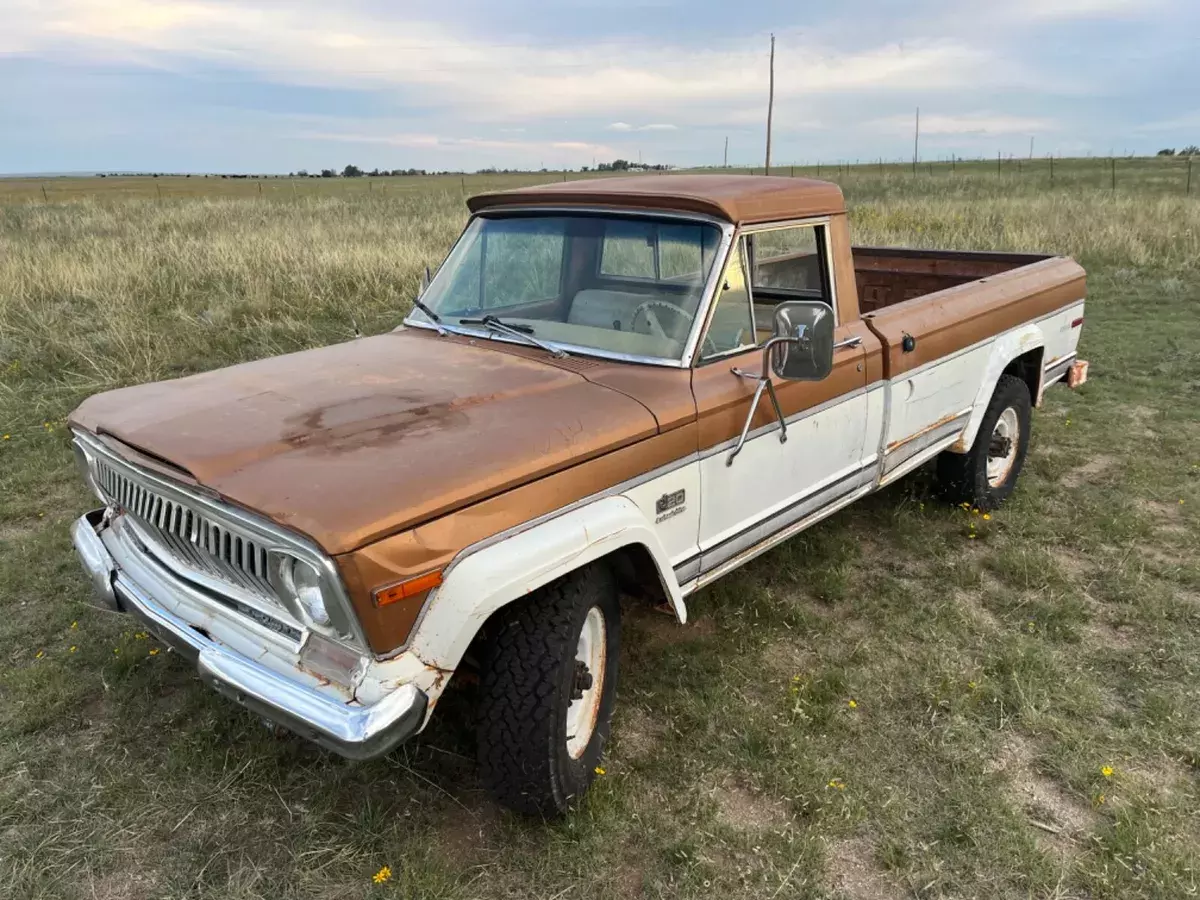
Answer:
[{"left": 2, "top": 161, "right": 1200, "bottom": 899}]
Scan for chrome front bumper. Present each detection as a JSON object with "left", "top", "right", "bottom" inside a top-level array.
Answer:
[{"left": 70, "top": 509, "right": 427, "bottom": 760}]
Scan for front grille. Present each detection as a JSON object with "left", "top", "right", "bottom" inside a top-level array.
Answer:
[{"left": 94, "top": 458, "right": 276, "bottom": 600}]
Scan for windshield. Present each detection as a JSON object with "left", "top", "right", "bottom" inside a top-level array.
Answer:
[{"left": 410, "top": 213, "right": 724, "bottom": 361}]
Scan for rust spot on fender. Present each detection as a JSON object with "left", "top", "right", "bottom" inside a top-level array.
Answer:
[{"left": 887, "top": 410, "right": 968, "bottom": 453}]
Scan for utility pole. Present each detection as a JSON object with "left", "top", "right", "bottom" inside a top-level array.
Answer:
[
  {"left": 724, "top": 136, "right": 729, "bottom": 169},
  {"left": 764, "top": 33, "right": 775, "bottom": 174},
  {"left": 913, "top": 107, "right": 920, "bottom": 175},
  {"left": 1029, "top": 136, "right": 1034, "bottom": 160}
]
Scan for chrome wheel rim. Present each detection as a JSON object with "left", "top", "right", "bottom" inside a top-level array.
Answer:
[
  {"left": 986, "top": 407, "right": 1020, "bottom": 487},
  {"left": 566, "top": 606, "right": 606, "bottom": 759}
]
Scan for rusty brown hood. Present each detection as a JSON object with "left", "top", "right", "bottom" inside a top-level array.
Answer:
[{"left": 69, "top": 329, "right": 659, "bottom": 555}]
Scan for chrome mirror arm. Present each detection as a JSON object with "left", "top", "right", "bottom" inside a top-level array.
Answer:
[{"left": 726, "top": 336, "right": 795, "bottom": 466}]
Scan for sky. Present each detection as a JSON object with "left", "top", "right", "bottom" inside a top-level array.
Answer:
[{"left": 2, "top": 0, "right": 1198, "bottom": 174}]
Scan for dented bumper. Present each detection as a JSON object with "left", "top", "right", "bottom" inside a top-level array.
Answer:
[{"left": 70, "top": 509, "right": 427, "bottom": 760}]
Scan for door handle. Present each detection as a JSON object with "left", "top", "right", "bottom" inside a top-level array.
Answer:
[{"left": 833, "top": 335, "right": 863, "bottom": 351}]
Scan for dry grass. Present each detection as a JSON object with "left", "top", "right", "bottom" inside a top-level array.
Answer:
[{"left": 2, "top": 163, "right": 1199, "bottom": 899}]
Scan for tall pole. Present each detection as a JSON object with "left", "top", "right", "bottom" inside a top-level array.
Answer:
[
  {"left": 724, "top": 136, "right": 728, "bottom": 169},
  {"left": 764, "top": 33, "right": 775, "bottom": 175},
  {"left": 913, "top": 107, "right": 920, "bottom": 175},
  {"left": 1030, "top": 136, "right": 1034, "bottom": 160}
]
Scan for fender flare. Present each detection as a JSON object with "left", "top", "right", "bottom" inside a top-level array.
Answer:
[
  {"left": 407, "top": 494, "right": 686, "bottom": 671},
  {"left": 950, "top": 323, "right": 1045, "bottom": 454}
]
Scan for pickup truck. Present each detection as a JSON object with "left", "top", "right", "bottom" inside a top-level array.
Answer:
[{"left": 68, "top": 175, "right": 1088, "bottom": 816}]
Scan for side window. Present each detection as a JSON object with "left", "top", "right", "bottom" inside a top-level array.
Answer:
[
  {"left": 699, "top": 238, "right": 755, "bottom": 361},
  {"left": 749, "top": 224, "right": 833, "bottom": 309}
]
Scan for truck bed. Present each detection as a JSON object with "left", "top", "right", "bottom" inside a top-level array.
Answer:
[{"left": 852, "top": 247, "right": 1053, "bottom": 313}]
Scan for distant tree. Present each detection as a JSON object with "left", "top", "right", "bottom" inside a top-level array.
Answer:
[
  {"left": 1181, "top": 145, "right": 1200, "bottom": 157},
  {"left": 296, "top": 169, "right": 308, "bottom": 177},
  {"left": 1157, "top": 148, "right": 1176, "bottom": 156},
  {"left": 320, "top": 168, "right": 336, "bottom": 178},
  {"left": 342, "top": 164, "right": 363, "bottom": 177}
]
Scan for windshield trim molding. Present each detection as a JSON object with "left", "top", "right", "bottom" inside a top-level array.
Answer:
[{"left": 401, "top": 205, "right": 737, "bottom": 369}]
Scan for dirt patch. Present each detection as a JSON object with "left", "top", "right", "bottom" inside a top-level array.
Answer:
[
  {"left": 710, "top": 778, "right": 789, "bottom": 831},
  {"left": 954, "top": 588, "right": 1002, "bottom": 630},
  {"left": 631, "top": 608, "right": 717, "bottom": 646},
  {"left": 1048, "top": 547, "right": 1092, "bottom": 582},
  {"left": 760, "top": 638, "right": 819, "bottom": 679},
  {"left": 1136, "top": 498, "right": 1190, "bottom": 539},
  {"left": 432, "top": 798, "right": 499, "bottom": 865},
  {"left": 989, "top": 734, "right": 1096, "bottom": 857},
  {"left": 1081, "top": 618, "right": 1137, "bottom": 652},
  {"left": 1061, "top": 454, "right": 1117, "bottom": 489},
  {"left": 1128, "top": 405, "right": 1161, "bottom": 438},
  {"left": 825, "top": 837, "right": 904, "bottom": 900},
  {"left": 615, "top": 705, "right": 666, "bottom": 760}
]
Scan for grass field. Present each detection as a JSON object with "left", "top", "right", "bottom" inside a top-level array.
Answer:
[{"left": 2, "top": 161, "right": 1199, "bottom": 899}]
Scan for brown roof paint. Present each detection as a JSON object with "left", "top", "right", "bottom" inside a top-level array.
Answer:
[
  {"left": 70, "top": 328, "right": 659, "bottom": 556},
  {"left": 468, "top": 174, "right": 847, "bottom": 224}
]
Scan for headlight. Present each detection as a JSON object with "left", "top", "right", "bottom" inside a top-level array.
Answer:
[{"left": 278, "top": 556, "right": 331, "bottom": 627}]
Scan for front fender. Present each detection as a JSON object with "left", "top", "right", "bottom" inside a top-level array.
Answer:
[
  {"left": 951, "top": 324, "right": 1044, "bottom": 453},
  {"left": 407, "top": 495, "right": 686, "bottom": 671}
]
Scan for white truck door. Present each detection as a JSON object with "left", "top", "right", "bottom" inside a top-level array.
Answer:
[{"left": 688, "top": 227, "right": 877, "bottom": 582}]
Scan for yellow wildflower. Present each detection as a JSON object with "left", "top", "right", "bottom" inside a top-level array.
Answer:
[
  {"left": 2, "top": 434, "right": 9, "bottom": 441},
  {"left": 968, "top": 681, "right": 978, "bottom": 690},
  {"left": 1101, "top": 765, "right": 1114, "bottom": 778},
  {"left": 967, "top": 534, "right": 976, "bottom": 540},
  {"left": 69, "top": 646, "right": 77, "bottom": 653},
  {"left": 594, "top": 766, "right": 605, "bottom": 775},
  {"left": 149, "top": 648, "right": 160, "bottom": 656},
  {"left": 372, "top": 865, "right": 392, "bottom": 885},
  {"left": 982, "top": 513, "right": 991, "bottom": 521},
  {"left": 71, "top": 621, "right": 77, "bottom": 629},
  {"left": 35, "top": 649, "right": 45, "bottom": 659},
  {"left": 828, "top": 778, "right": 846, "bottom": 791},
  {"left": 113, "top": 648, "right": 120, "bottom": 656},
  {"left": 847, "top": 699, "right": 857, "bottom": 709},
  {"left": 1096, "top": 793, "right": 1106, "bottom": 806}
]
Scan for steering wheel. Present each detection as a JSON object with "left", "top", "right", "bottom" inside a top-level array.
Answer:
[
  {"left": 630, "top": 299, "right": 720, "bottom": 359},
  {"left": 630, "top": 299, "right": 695, "bottom": 340}
]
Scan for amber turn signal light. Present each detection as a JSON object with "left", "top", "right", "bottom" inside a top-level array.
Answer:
[{"left": 373, "top": 570, "right": 443, "bottom": 607}]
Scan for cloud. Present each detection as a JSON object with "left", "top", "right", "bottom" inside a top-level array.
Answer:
[
  {"left": 607, "top": 122, "right": 677, "bottom": 132},
  {"left": 296, "top": 128, "right": 615, "bottom": 160},
  {"left": 869, "top": 112, "right": 1056, "bottom": 136},
  {"left": 10, "top": 1, "right": 1006, "bottom": 124}
]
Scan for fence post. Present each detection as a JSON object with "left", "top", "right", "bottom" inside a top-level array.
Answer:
[
  {"left": 998, "top": 151, "right": 1002, "bottom": 175},
  {"left": 816, "top": 161, "right": 820, "bottom": 176},
  {"left": 1050, "top": 154, "right": 1054, "bottom": 184},
  {"left": 1111, "top": 157, "right": 1116, "bottom": 191},
  {"left": 41, "top": 183, "right": 48, "bottom": 203},
  {"left": 1188, "top": 157, "right": 1192, "bottom": 195}
]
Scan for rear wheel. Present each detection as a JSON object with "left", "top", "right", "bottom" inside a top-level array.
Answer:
[
  {"left": 476, "top": 563, "right": 620, "bottom": 817},
  {"left": 936, "top": 374, "right": 1032, "bottom": 510}
]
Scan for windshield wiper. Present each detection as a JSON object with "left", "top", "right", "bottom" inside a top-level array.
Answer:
[
  {"left": 410, "top": 297, "right": 449, "bottom": 335},
  {"left": 458, "top": 314, "right": 567, "bottom": 358}
]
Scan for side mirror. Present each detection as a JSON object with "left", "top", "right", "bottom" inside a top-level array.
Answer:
[{"left": 771, "top": 301, "right": 834, "bottom": 381}]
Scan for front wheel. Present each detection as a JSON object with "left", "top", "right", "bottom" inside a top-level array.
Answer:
[
  {"left": 935, "top": 374, "right": 1032, "bottom": 510},
  {"left": 476, "top": 563, "right": 620, "bottom": 817}
]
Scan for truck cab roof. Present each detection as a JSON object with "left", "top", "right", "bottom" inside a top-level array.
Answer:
[{"left": 467, "top": 174, "right": 847, "bottom": 225}]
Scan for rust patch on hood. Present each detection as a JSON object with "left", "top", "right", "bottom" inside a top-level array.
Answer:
[{"left": 69, "top": 330, "right": 659, "bottom": 554}]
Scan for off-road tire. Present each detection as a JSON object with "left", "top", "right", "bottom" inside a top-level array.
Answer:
[
  {"left": 936, "top": 374, "right": 1032, "bottom": 510},
  {"left": 476, "top": 563, "right": 620, "bottom": 817}
]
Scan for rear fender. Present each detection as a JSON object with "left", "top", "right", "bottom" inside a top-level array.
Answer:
[
  {"left": 407, "top": 495, "right": 685, "bottom": 672},
  {"left": 950, "top": 324, "right": 1044, "bottom": 453}
]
